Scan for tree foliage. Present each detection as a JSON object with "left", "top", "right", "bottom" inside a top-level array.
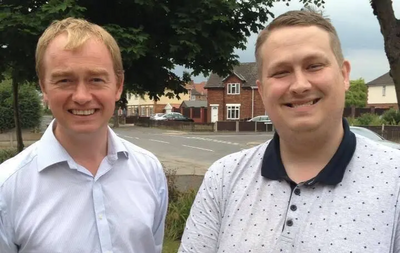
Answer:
[
  {"left": 0, "top": 79, "right": 42, "bottom": 132},
  {"left": 345, "top": 78, "right": 367, "bottom": 108},
  {"left": 381, "top": 108, "right": 400, "bottom": 125},
  {"left": 0, "top": 0, "right": 278, "bottom": 99}
]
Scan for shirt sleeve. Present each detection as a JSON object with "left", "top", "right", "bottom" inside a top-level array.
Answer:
[
  {"left": 153, "top": 161, "right": 169, "bottom": 253},
  {"left": 0, "top": 192, "right": 17, "bottom": 253},
  {"left": 178, "top": 161, "right": 223, "bottom": 253}
]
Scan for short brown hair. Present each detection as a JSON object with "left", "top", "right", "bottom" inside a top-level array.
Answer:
[
  {"left": 255, "top": 10, "right": 344, "bottom": 78},
  {"left": 36, "top": 17, "right": 124, "bottom": 83}
]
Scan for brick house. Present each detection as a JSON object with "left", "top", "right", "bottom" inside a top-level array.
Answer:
[
  {"left": 205, "top": 62, "right": 265, "bottom": 122},
  {"left": 186, "top": 81, "right": 207, "bottom": 101}
]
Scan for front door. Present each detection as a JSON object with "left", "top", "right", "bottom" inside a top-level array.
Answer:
[{"left": 211, "top": 105, "right": 219, "bottom": 122}]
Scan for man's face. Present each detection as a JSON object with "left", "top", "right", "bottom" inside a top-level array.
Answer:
[
  {"left": 40, "top": 33, "right": 123, "bottom": 136},
  {"left": 256, "top": 26, "right": 350, "bottom": 134}
]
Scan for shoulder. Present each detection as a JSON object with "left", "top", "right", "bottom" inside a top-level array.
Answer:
[
  {"left": 355, "top": 135, "right": 400, "bottom": 162},
  {"left": 0, "top": 142, "right": 39, "bottom": 187},
  {"left": 351, "top": 135, "right": 400, "bottom": 179}
]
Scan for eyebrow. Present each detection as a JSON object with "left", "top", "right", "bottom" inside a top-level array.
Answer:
[{"left": 50, "top": 69, "right": 110, "bottom": 79}]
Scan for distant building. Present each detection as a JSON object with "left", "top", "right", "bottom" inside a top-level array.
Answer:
[
  {"left": 366, "top": 72, "right": 398, "bottom": 109},
  {"left": 205, "top": 62, "right": 265, "bottom": 122}
]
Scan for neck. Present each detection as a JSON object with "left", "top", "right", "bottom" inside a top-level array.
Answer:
[
  {"left": 53, "top": 122, "right": 108, "bottom": 175},
  {"left": 279, "top": 122, "right": 344, "bottom": 183}
]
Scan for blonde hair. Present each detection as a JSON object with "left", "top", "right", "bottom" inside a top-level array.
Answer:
[
  {"left": 36, "top": 17, "right": 123, "bottom": 82},
  {"left": 255, "top": 10, "right": 344, "bottom": 78}
]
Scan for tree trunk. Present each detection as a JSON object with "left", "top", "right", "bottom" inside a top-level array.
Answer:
[
  {"left": 371, "top": 0, "right": 400, "bottom": 109},
  {"left": 12, "top": 74, "right": 24, "bottom": 152},
  {"left": 113, "top": 109, "right": 119, "bottom": 128}
]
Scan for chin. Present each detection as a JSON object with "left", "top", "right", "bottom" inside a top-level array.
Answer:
[{"left": 287, "top": 121, "right": 321, "bottom": 133}]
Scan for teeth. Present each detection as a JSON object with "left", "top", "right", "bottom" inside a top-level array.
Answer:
[
  {"left": 71, "top": 109, "right": 95, "bottom": 115},
  {"left": 292, "top": 101, "right": 314, "bottom": 108}
]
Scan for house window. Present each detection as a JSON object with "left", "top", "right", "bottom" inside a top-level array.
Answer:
[
  {"left": 149, "top": 106, "right": 154, "bottom": 116},
  {"left": 141, "top": 106, "right": 147, "bottom": 116},
  {"left": 382, "top": 86, "right": 386, "bottom": 96},
  {"left": 227, "top": 83, "right": 240, "bottom": 95},
  {"left": 227, "top": 104, "right": 240, "bottom": 120}
]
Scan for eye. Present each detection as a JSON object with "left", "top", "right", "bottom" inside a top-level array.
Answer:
[
  {"left": 91, "top": 78, "right": 105, "bottom": 83},
  {"left": 308, "top": 64, "right": 323, "bottom": 71},
  {"left": 57, "top": 79, "right": 71, "bottom": 84},
  {"left": 271, "top": 71, "right": 289, "bottom": 78}
]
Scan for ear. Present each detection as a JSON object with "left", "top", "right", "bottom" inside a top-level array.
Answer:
[
  {"left": 39, "top": 80, "right": 49, "bottom": 105},
  {"left": 341, "top": 60, "right": 351, "bottom": 91},
  {"left": 115, "top": 73, "right": 125, "bottom": 101}
]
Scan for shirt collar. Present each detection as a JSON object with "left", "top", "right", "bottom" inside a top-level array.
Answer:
[
  {"left": 261, "top": 118, "right": 357, "bottom": 186},
  {"left": 37, "top": 119, "right": 129, "bottom": 172}
]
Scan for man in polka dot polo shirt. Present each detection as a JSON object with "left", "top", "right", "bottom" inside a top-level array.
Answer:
[{"left": 179, "top": 9, "right": 400, "bottom": 253}]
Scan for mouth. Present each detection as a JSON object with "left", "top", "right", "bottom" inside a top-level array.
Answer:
[
  {"left": 68, "top": 109, "right": 98, "bottom": 116},
  {"left": 285, "top": 98, "right": 321, "bottom": 108}
]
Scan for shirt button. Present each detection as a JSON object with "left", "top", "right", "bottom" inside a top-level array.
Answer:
[
  {"left": 294, "top": 188, "right": 301, "bottom": 195},
  {"left": 290, "top": 205, "right": 297, "bottom": 211},
  {"left": 286, "top": 220, "right": 293, "bottom": 227},
  {"left": 99, "top": 214, "right": 103, "bottom": 220}
]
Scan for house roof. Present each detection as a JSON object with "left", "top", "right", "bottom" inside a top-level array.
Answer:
[
  {"left": 181, "top": 100, "right": 208, "bottom": 108},
  {"left": 186, "top": 81, "right": 207, "bottom": 96},
  {"left": 205, "top": 62, "right": 258, "bottom": 89},
  {"left": 366, "top": 72, "right": 394, "bottom": 86}
]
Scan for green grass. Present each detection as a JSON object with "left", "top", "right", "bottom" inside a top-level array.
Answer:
[{"left": 163, "top": 239, "right": 180, "bottom": 253}]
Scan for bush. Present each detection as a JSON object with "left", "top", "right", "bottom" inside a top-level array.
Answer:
[
  {"left": 381, "top": 108, "right": 400, "bottom": 125},
  {"left": 0, "top": 148, "right": 18, "bottom": 164},
  {"left": 164, "top": 168, "right": 197, "bottom": 241},
  {"left": 355, "top": 113, "right": 383, "bottom": 126},
  {"left": 0, "top": 80, "right": 42, "bottom": 132}
]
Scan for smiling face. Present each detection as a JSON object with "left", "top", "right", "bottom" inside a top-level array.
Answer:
[
  {"left": 256, "top": 26, "right": 350, "bottom": 135},
  {"left": 40, "top": 33, "right": 123, "bottom": 137}
]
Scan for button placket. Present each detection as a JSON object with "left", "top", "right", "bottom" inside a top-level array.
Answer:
[
  {"left": 283, "top": 186, "right": 302, "bottom": 237},
  {"left": 93, "top": 181, "right": 113, "bottom": 253}
]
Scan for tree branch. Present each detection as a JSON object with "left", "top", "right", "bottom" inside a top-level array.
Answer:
[{"left": 370, "top": 0, "right": 397, "bottom": 36}]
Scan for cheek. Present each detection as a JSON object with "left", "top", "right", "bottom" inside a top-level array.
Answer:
[{"left": 263, "top": 83, "right": 287, "bottom": 102}]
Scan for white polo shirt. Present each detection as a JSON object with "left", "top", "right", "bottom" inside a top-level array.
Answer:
[{"left": 179, "top": 121, "right": 400, "bottom": 252}]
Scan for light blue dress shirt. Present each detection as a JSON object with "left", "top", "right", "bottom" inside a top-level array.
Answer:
[{"left": 0, "top": 120, "right": 168, "bottom": 253}]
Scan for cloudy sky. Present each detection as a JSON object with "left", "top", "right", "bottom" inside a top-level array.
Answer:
[{"left": 175, "top": 0, "right": 400, "bottom": 83}]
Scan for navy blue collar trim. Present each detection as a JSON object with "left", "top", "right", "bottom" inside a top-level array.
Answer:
[{"left": 261, "top": 119, "right": 356, "bottom": 186}]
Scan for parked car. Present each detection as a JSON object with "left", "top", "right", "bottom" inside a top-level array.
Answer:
[
  {"left": 150, "top": 113, "right": 165, "bottom": 120},
  {"left": 160, "top": 113, "right": 194, "bottom": 122},
  {"left": 248, "top": 115, "right": 272, "bottom": 124},
  {"left": 350, "top": 126, "right": 400, "bottom": 150}
]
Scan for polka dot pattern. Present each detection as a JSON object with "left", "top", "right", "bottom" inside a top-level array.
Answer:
[{"left": 178, "top": 136, "right": 400, "bottom": 252}]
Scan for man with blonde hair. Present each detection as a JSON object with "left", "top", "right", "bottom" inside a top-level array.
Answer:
[
  {"left": 179, "top": 10, "right": 400, "bottom": 252},
  {"left": 0, "top": 17, "right": 168, "bottom": 253}
]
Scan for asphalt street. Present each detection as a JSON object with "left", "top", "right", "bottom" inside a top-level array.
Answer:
[
  {"left": 114, "top": 126, "right": 274, "bottom": 175},
  {"left": 40, "top": 117, "right": 273, "bottom": 175}
]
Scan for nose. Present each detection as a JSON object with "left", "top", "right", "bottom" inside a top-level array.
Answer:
[
  {"left": 289, "top": 70, "right": 311, "bottom": 94},
  {"left": 72, "top": 83, "right": 92, "bottom": 104}
]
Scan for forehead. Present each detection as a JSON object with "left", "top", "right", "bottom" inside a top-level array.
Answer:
[
  {"left": 43, "top": 34, "right": 113, "bottom": 71},
  {"left": 260, "top": 26, "right": 333, "bottom": 66}
]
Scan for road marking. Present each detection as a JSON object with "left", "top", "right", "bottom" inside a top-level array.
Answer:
[
  {"left": 117, "top": 134, "right": 139, "bottom": 140},
  {"left": 186, "top": 136, "right": 240, "bottom": 145},
  {"left": 182, "top": 145, "right": 214, "bottom": 152},
  {"left": 150, "top": 139, "right": 170, "bottom": 144}
]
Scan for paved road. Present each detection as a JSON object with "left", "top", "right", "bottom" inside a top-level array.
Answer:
[{"left": 114, "top": 126, "right": 273, "bottom": 175}]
